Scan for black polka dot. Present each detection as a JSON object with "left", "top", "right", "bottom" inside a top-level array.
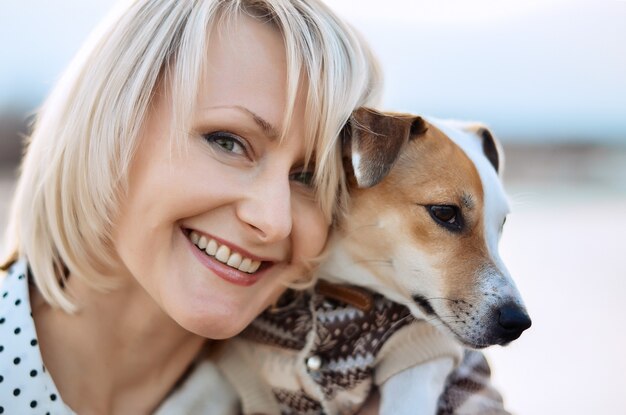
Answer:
[
  {"left": 0, "top": 405, "right": 4, "bottom": 414},
  {"left": 0, "top": 317, "right": 5, "bottom": 324},
  {"left": 13, "top": 388, "right": 20, "bottom": 396},
  {"left": 18, "top": 274, "right": 25, "bottom": 280},
  {"left": 14, "top": 299, "right": 21, "bottom": 306},
  {"left": 13, "top": 357, "right": 20, "bottom": 365},
  {"left": 0, "top": 345, "right": 3, "bottom": 352},
  {"left": 0, "top": 375, "right": 3, "bottom": 382},
  {"left": 30, "top": 401, "right": 37, "bottom": 408},
  {"left": 1, "top": 291, "right": 7, "bottom": 298},
  {"left": 14, "top": 327, "right": 21, "bottom": 335},
  {"left": 50, "top": 393, "right": 57, "bottom": 401},
  {"left": 30, "top": 339, "right": 38, "bottom": 346},
  {"left": 30, "top": 369, "right": 38, "bottom": 377}
]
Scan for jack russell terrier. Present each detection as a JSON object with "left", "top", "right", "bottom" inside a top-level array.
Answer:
[{"left": 213, "top": 108, "right": 532, "bottom": 415}]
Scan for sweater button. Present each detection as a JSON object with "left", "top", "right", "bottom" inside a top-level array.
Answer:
[{"left": 306, "top": 355, "right": 322, "bottom": 371}]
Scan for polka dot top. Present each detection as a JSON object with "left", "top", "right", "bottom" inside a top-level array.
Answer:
[
  {"left": 0, "top": 260, "right": 74, "bottom": 415},
  {"left": 0, "top": 260, "right": 240, "bottom": 415}
]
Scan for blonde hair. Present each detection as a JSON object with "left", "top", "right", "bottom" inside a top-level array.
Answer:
[{"left": 1, "top": 0, "right": 381, "bottom": 312}]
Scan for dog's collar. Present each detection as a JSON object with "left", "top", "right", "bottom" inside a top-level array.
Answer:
[{"left": 316, "top": 280, "right": 374, "bottom": 312}]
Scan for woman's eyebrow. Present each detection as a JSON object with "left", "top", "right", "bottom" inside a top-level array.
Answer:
[{"left": 209, "top": 105, "right": 279, "bottom": 140}]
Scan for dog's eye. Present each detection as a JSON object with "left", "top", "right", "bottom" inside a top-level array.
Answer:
[
  {"left": 428, "top": 205, "right": 463, "bottom": 232},
  {"left": 430, "top": 205, "right": 456, "bottom": 223}
]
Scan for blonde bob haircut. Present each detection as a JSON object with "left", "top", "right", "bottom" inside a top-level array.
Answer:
[{"left": 1, "top": 0, "right": 381, "bottom": 312}]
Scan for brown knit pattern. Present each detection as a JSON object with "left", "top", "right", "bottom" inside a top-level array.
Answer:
[
  {"left": 309, "top": 293, "right": 414, "bottom": 399},
  {"left": 242, "top": 288, "right": 415, "bottom": 413},
  {"left": 274, "top": 388, "right": 324, "bottom": 415},
  {"left": 241, "top": 290, "right": 313, "bottom": 350}
]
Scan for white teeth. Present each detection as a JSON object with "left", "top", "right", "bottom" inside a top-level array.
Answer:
[
  {"left": 189, "top": 231, "right": 264, "bottom": 273},
  {"left": 190, "top": 232, "right": 200, "bottom": 245},
  {"left": 215, "top": 245, "right": 231, "bottom": 263},
  {"left": 206, "top": 239, "right": 218, "bottom": 256},
  {"left": 249, "top": 260, "right": 261, "bottom": 273},
  {"left": 198, "top": 236, "right": 208, "bottom": 250},
  {"left": 238, "top": 258, "right": 252, "bottom": 272},
  {"left": 227, "top": 253, "right": 242, "bottom": 268}
]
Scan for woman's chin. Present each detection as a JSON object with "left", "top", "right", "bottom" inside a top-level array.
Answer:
[
  {"left": 164, "top": 294, "right": 258, "bottom": 340},
  {"left": 178, "top": 312, "right": 251, "bottom": 340}
]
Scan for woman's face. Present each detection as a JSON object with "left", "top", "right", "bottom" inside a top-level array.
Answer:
[{"left": 113, "top": 16, "right": 329, "bottom": 339}]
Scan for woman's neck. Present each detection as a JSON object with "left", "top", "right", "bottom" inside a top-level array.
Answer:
[{"left": 31, "top": 273, "right": 206, "bottom": 415}]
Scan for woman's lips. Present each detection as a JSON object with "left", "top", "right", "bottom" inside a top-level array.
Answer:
[{"left": 182, "top": 228, "right": 272, "bottom": 286}]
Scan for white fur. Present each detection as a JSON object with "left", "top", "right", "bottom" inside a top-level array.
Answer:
[
  {"left": 352, "top": 152, "right": 364, "bottom": 184},
  {"left": 380, "top": 358, "right": 454, "bottom": 415}
]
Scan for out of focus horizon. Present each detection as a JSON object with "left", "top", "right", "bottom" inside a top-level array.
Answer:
[{"left": 1, "top": 0, "right": 625, "bottom": 152}]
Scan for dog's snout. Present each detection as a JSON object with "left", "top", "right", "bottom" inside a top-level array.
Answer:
[{"left": 497, "top": 303, "right": 532, "bottom": 342}]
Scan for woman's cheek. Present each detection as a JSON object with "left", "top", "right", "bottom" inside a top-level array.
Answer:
[{"left": 297, "top": 201, "right": 330, "bottom": 259}]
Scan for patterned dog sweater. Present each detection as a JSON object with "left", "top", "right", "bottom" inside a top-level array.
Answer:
[{"left": 216, "top": 284, "right": 466, "bottom": 415}]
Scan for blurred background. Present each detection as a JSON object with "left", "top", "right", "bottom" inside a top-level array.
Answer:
[{"left": 1, "top": 0, "right": 625, "bottom": 413}]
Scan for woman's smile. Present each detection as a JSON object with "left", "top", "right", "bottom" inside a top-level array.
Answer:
[{"left": 183, "top": 227, "right": 276, "bottom": 286}]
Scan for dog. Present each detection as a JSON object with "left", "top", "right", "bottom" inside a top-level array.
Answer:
[{"left": 215, "top": 108, "right": 532, "bottom": 415}]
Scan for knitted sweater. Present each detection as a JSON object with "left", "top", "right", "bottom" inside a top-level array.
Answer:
[{"left": 216, "top": 284, "right": 506, "bottom": 415}]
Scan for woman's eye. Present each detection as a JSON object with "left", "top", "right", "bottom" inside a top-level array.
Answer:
[
  {"left": 203, "top": 132, "right": 246, "bottom": 156},
  {"left": 289, "top": 171, "right": 315, "bottom": 187},
  {"left": 427, "top": 205, "right": 463, "bottom": 232}
]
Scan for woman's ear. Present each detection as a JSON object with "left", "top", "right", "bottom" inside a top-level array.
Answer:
[{"left": 342, "top": 107, "right": 427, "bottom": 188}]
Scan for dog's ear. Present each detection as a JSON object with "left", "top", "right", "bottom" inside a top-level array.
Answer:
[
  {"left": 471, "top": 125, "right": 504, "bottom": 175},
  {"left": 477, "top": 126, "right": 501, "bottom": 174},
  {"left": 342, "top": 107, "right": 427, "bottom": 188}
]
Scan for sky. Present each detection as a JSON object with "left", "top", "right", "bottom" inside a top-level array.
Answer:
[{"left": 1, "top": 0, "right": 625, "bottom": 143}]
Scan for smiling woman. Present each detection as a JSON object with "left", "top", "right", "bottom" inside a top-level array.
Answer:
[
  {"left": 0, "top": 0, "right": 380, "bottom": 413},
  {"left": 114, "top": 16, "right": 333, "bottom": 338}
]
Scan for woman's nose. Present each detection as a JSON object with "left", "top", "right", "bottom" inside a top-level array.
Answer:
[{"left": 237, "top": 174, "right": 293, "bottom": 243}]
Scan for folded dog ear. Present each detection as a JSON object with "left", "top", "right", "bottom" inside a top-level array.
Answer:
[{"left": 342, "top": 107, "right": 426, "bottom": 188}]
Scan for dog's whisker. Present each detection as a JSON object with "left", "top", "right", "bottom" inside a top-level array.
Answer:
[
  {"left": 425, "top": 314, "right": 456, "bottom": 322},
  {"left": 436, "top": 318, "right": 467, "bottom": 327},
  {"left": 376, "top": 314, "right": 414, "bottom": 340},
  {"left": 426, "top": 319, "right": 459, "bottom": 330},
  {"left": 422, "top": 297, "right": 459, "bottom": 302},
  {"left": 508, "top": 191, "right": 538, "bottom": 209},
  {"left": 424, "top": 315, "right": 458, "bottom": 325},
  {"left": 345, "top": 222, "right": 381, "bottom": 235},
  {"left": 352, "top": 258, "right": 393, "bottom": 267}
]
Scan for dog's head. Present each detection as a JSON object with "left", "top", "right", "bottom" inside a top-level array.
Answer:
[{"left": 324, "top": 107, "right": 530, "bottom": 348}]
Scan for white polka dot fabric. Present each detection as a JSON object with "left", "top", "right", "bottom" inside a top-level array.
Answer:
[
  {"left": 1, "top": 260, "right": 240, "bottom": 414},
  {"left": 0, "top": 260, "right": 74, "bottom": 415}
]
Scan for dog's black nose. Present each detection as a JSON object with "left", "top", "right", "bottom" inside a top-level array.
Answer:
[{"left": 497, "top": 303, "right": 532, "bottom": 342}]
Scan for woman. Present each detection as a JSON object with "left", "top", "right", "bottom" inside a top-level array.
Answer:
[{"left": 0, "top": 0, "right": 380, "bottom": 413}]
